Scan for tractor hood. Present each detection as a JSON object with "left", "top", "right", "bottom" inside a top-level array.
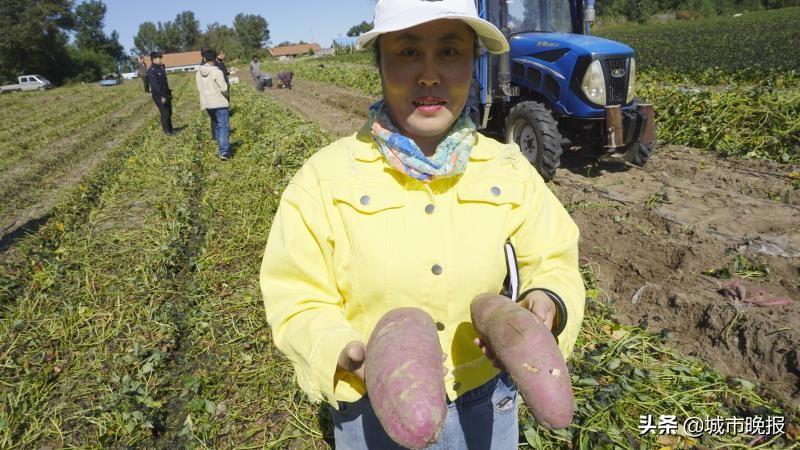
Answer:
[{"left": 509, "top": 32, "right": 634, "bottom": 59}]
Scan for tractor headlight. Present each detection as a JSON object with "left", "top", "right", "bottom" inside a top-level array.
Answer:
[
  {"left": 626, "top": 58, "right": 636, "bottom": 103},
  {"left": 581, "top": 59, "right": 606, "bottom": 106}
]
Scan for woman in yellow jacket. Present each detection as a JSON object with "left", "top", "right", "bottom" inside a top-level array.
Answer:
[{"left": 260, "top": 0, "right": 585, "bottom": 447}]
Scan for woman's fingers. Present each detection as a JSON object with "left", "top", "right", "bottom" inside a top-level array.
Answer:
[
  {"left": 338, "top": 340, "right": 367, "bottom": 381},
  {"left": 523, "top": 291, "right": 557, "bottom": 331}
]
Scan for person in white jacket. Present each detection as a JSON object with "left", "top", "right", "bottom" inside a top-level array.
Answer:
[{"left": 196, "top": 49, "right": 232, "bottom": 160}]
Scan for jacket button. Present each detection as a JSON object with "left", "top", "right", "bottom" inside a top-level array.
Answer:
[
  {"left": 491, "top": 186, "right": 502, "bottom": 196},
  {"left": 425, "top": 204, "right": 435, "bottom": 214},
  {"left": 436, "top": 322, "right": 445, "bottom": 331},
  {"left": 431, "top": 264, "right": 443, "bottom": 275},
  {"left": 360, "top": 195, "right": 370, "bottom": 205},
  {"left": 453, "top": 381, "right": 461, "bottom": 391}
]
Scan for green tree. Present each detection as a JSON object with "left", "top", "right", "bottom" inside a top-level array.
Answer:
[
  {"left": 74, "top": 0, "right": 107, "bottom": 50},
  {"left": 346, "top": 20, "right": 373, "bottom": 37},
  {"left": 133, "top": 21, "right": 159, "bottom": 55},
  {"left": 73, "top": 1, "right": 122, "bottom": 59},
  {"left": 233, "top": 13, "right": 270, "bottom": 53},
  {"left": 200, "top": 23, "right": 242, "bottom": 57},
  {"left": 0, "top": 0, "right": 74, "bottom": 84},
  {"left": 156, "top": 20, "right": 182, "bottom": 53},
  {"left": 174, "top": 10, "right": 201, "bottom": 50}
]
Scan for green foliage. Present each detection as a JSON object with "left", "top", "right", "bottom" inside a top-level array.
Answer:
[
  {"left": 199, "top": 23, "right": 242, "bottom": 59},
  {"left": 638, "top": 72, "right": 800, "bottom": 162},
  {"left": 0, "top": 0, "right": 74, "bottom": 84},
  {"left": 346, "top": 20, "right": 374, "bottom": 37},
  {"left": 233, "top": 13, "right": 270, "bottom": 54},
  {"left": 596, "top": 7, "right": 800, "bottom": 76}
]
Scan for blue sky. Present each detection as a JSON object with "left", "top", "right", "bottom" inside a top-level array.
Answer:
[{"left": 103, "top": 0, "right": 376, "bottom": 53}]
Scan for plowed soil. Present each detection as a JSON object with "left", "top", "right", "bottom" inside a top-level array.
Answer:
[{"left": 258, "top": 77, "right": 800, "bottom": 408}]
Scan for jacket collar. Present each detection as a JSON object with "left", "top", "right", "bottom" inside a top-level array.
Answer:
[{"left": 351, "top": 122, "right": 495, "bottom": 162}]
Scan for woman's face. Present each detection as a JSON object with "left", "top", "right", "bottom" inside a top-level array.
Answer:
[{"left": 379, "top": 19, "right": 475, "bottom": 144}]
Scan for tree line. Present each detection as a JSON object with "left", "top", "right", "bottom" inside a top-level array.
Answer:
[
  {"left": 132, "top": 12, "right": 269, "bottom": 61},
  {"left": 0, "top": 0, "right": 124, "bottom": 85}
]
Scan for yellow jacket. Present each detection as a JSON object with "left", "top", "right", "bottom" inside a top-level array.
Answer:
[{"left": 260, "top": 124, "right": 584, "bottom": 409}]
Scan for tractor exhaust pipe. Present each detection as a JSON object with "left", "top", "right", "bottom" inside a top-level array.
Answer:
[{"left": 498, "top": 0, "right": 512, "bottom": 96}]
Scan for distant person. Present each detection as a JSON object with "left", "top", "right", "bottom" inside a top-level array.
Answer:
[
  {"left": 196, "top": 48, "right": 232, "bottom": 160},
  {"left": 250, "top": 56, "right": 261, "bottom": 83},
  {"left": 137, "top": 56, "right": 149, "bottom": 93},
  {"left": 215, "top": 50, "right": 230, "bottom": 88},
  {"left": 258, "top": 72, "right": 273, "bottom": 91},
  {"left": 276, "top": 71, "right": 293, "bottom": 90},
  {"left": 147, "top": 51, "right": 175, "bottom": 136}
]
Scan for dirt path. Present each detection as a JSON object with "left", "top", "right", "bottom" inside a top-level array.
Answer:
[
  {"left": 0, "top": 92, "right": 154, "bottom": 251},
  {"left": 262, "top": 80, "right": 800, "bottom": 408},
  {"left": 257, "top": 79, "right": 377, "bottom": 138}
]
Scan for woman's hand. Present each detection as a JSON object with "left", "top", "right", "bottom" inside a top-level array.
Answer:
[
  {"left": 473, "top": 291, "right": 556, "bottom": 370},
  {"left": 337, "top": 340, "right": 367, "bottom": 381}
]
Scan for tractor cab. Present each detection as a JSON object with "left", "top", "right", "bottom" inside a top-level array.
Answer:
[{"left": 474, "top": 0, "right": 656, "bottom": 179}]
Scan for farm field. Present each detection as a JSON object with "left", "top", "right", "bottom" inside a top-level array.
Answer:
[{"left": 1, "top": 11, "right": 800, "bottom": 450}]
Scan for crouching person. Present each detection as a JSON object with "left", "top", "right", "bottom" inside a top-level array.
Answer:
[
  {"left": 196, "top": 48, "right": 232, "bottom": 161},
  {"left": 276, "top": 71, "right": 293, "bottom": 89}
]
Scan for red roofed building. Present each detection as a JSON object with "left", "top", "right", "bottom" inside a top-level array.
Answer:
[
  {"left": 145, "top": 51, "right": 202, "bottom": 73},
  {"left": 268, "top": 43, "right": 322, "bottom": 60}
]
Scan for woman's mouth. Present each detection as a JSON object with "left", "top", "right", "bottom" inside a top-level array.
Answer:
[{"left": 413, "top": 97, "right": 447, "bottom": 114}]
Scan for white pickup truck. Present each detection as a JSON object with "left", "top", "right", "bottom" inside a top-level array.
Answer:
[{"left": 0, "top": 75, "right": 53, "bottom": 93}]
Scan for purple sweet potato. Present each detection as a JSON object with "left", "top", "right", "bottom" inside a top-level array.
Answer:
[
  {"left": 365, "top": 307, "right": 448, "bottom": 449},
  {"left": 471, "top": 293, "right": 574, "bottom": 429}
]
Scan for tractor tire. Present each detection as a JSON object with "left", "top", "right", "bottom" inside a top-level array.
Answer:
[
  {"left": 505, "top": 101, "right": 563, "bottom": 180},
  {"left": 620, "top": 140, "right": 653, "bottom": 167}
]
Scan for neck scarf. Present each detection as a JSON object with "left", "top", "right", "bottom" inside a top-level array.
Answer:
[{"left": 369, "top": 100, "right": 476, "bottom": 182}]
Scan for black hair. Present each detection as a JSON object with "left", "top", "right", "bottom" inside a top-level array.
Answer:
[{"left": 202, "top": 49, "right": 217, "bottom": 62}]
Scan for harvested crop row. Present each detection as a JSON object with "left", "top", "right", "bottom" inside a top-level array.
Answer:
[
  {"left": 150, "top": 83, "right": 335, "bottom": 448},
  {"left": 0, "top": 84, "right": 126, "bottom": 144},
  {"left": 0, "top": 83, "right": 144, "bottom": 172},
  {"left": 0, "top": 76, "right": 205, "bottom": 448}
]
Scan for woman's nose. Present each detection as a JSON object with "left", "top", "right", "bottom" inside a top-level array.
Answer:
[{"left": 417, "top": 59, "right": 441, "bottom": 87}]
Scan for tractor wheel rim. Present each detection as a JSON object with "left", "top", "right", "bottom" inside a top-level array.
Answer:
[{"left": 512, "top": 120, "right": 538, "bottom": 159}]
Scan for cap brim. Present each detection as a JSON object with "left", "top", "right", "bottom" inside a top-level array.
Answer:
[{"left": 356, "top": 7, "right": 509, "bottom": 54}]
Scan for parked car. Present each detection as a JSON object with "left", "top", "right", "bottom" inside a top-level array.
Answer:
[
  {"left": 99, "top": 73, "right": 123, "bottom": 87},
  {"left": 0, "top": 75, "right": 53, "bottom": 93}
]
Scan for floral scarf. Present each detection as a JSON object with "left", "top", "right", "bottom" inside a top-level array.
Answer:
[{"left": 369, "top": 100, "right": 476, "bottom": 182}]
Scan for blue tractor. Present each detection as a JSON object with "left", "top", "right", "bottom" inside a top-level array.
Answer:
[{"left": 474, "top": 0, "right": 656, "bottom": 180}]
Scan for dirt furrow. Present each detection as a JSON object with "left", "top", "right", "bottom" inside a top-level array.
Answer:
[
  {"left": 557, "top": 146, "right": 800, "bottom": 407},
  {"left": 257, "top": 78, "right": 376, "bottom": 138}
]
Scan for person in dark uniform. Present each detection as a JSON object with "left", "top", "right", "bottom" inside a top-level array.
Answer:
[
  {"left": 147, "top": 51, "right": 175, "bottom": 136},
  {"left": 215, "top": 50, "right": 230, "bottom": 88},
  {"left": 137, "top": 56, "right": 149, "bottom": 93}
]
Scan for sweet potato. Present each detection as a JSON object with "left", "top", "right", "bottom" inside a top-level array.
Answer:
[
  {"left": 471, "top": 293, "right": 574, "bottom": 429},
  {"left": 365, "top": 307, "right": 448, "bottom": 449}
]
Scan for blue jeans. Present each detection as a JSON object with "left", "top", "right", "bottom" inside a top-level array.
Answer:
[
  {"left": 329, "top": 372, "right": 519, "bottom": 449},
  {"left": 207, "top": 107, "right": 230, "bottom": 157}
]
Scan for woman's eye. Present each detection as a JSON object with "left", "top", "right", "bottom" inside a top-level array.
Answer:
[
  {"left": 442, "top": 48, "right": 459, "bottom": 57},
  {"left": 400, "top": 48, "right": 418, "bottom": 57}
]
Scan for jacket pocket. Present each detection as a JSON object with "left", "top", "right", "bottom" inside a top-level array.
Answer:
[
  {"left": 332, "top": 184, "right": 404, "bottom": 214},
  {"left": 456, "top": 177, "right": 523, "bottom": 207}
]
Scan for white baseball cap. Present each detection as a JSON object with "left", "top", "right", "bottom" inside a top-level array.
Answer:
[{"left": 356, "top": 0, "right": 510, "bottom": 54}]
